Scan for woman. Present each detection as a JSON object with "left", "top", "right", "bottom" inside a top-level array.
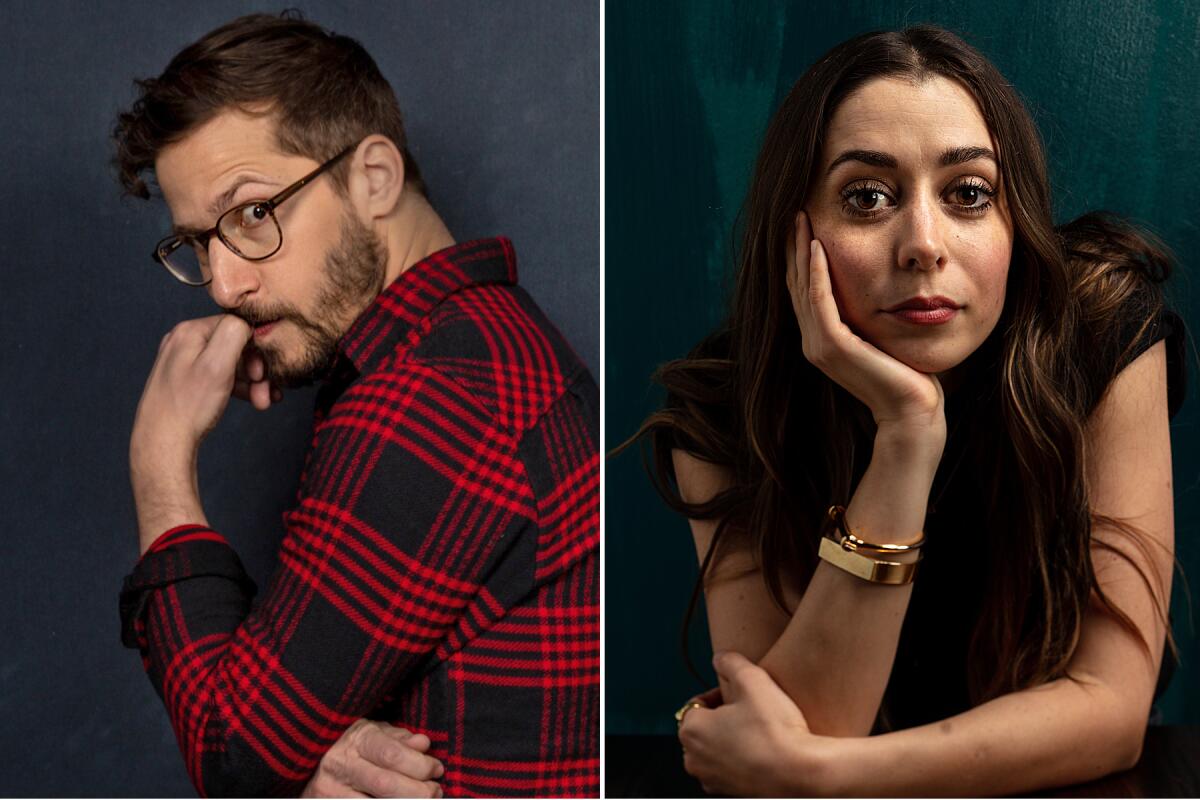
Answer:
[{"left": 627, "top": 25, "right": 1188, "bottom": 796}]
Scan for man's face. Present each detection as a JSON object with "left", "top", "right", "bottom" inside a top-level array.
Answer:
[{"left": 155, "top": 109, "right": 387, "bottom": 388}]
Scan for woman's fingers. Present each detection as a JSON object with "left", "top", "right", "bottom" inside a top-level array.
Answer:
[
  {"left": 788, "top": 212, "right": 809, "bottom": 311},
  {"left": 806, "top": 237, "right": 843, "bottom": 346}
]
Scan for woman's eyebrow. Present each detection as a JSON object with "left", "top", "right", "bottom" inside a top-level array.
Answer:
[
  {"left": 939, "top": 145, "right": 996, "bottom": 167},
  {"left": 827, "top": 149, "right": 896, "bottom": 173},
  {"left": 826, "top": 145, "right": 998, "bottom": 174}
]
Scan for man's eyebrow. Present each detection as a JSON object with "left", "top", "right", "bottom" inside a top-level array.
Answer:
[
  {"left": 171, "top": 176, "right": 275, "bottom": 236},
  {"left": 207, "top": 176, "right": 276, "bottom": 217},
  {"left": 826, "top": 145, "right": 998, "bottom": 175}
]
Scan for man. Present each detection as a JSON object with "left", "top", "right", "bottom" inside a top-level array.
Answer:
[{"left": 115, "top": 13, "right": 599, "bottom": 797}]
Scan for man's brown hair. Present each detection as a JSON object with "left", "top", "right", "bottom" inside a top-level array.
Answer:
[{"left": 113, "top": 10, "right": 426, "bottom": 199}]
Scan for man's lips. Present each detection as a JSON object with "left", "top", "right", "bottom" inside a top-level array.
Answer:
[{"left": 252, "top": 318, "right": 282, "bottom": 336}]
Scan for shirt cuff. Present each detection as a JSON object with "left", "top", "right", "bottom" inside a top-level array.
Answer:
[{"left": 119, "top": 523, "right": 257, "bottom": 650}]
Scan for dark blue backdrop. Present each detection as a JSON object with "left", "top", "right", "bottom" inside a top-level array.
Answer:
[{"left": 0, "top": 1, "right": 597, "bottom": 795}]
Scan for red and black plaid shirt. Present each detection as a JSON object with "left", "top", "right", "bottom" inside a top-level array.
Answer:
[{"left": 120, "top": 238, "right": 599, "bottom": 797}]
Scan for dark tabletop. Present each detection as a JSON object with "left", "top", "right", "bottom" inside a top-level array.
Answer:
[{"left": 606, "top": 727, "right": 1200, "bottom": 797}]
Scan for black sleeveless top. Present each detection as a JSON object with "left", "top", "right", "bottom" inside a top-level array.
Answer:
[
  {"left": 879, "top": 297, "right": 1188, "bottom": 731},
  {"left": 664, "top": 278, "right": 1188, "bottom": 731}
]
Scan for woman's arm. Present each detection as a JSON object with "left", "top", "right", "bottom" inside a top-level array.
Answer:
[
  {"left": 681, "top": 341, "right": 1174, "bottom": 796},
  {"left": 848, "top": 339, "right": 1175, "bottom": 794},
  {"left": 676, "top": 211, "right": 952, "bottom": 736},
  {"left": 676, "top": 414, "right": 943, "bottom": 737}
]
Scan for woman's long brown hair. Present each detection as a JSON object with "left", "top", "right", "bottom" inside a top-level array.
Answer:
[{"left": 620, "top": 25, "right": 1183, "bottom": 711}]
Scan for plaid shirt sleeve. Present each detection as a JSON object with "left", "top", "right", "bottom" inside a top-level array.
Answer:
[{"left": 119, "top": 357, "right": 539, "bottom": 797}]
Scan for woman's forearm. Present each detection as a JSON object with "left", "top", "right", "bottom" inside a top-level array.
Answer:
[
  {"left": 828, "top": 675, "right": 1141, "bottom": 797},
  {"left": 757, "top": 422, "right": 942, "bottom": 737}
]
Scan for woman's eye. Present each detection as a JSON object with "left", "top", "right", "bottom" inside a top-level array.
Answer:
[
  {"left": 847, "top": 188, "right": 891, "bottom": 212},
  {"left": 948, "top": 183, "right": 993, "bottom": 209}
]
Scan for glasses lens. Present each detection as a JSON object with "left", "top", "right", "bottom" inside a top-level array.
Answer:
[
  {"left": 156, "top": 237, "right": 210, "bottom": 285},
  {"left": 219, "top": 202, "right": 282, "bottom": 259}
]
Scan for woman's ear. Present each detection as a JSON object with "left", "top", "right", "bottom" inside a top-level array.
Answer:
[{"left": 348, "top": 134, "right": 406, "bottom": 220}]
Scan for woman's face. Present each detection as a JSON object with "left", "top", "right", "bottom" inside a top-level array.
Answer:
[{"left": 805, "top": 75, "right": 1014, "bottom": 379}]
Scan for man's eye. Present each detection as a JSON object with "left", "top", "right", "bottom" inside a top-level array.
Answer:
[{"left": 237, "top": 203, "right": 270, "bottom": 228}]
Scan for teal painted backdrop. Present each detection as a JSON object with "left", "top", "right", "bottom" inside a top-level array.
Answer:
[{"left": 606, "top": 0, "right": 1200, "bottom": 735}]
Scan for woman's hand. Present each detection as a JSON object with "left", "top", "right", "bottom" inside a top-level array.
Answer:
[
  {"left": 678, "top": 652, "right": 845, "bottom": 797},
  {"left": 787, "top": 211, "right": 945, "bottom": 436}
]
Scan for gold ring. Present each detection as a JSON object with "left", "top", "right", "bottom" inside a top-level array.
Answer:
[{"left": 674, "top": 700, "right": 705, "bottom": 728}]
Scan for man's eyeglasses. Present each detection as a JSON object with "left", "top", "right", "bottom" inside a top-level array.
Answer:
[{"left": 152, "top": 146, "right": 355, "bottom": 286}]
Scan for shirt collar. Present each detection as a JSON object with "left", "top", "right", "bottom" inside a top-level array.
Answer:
[{"left": 336, "top": 236, "right": 518, "bottom": 374}]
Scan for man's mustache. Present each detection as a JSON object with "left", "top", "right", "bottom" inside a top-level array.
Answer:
[{"left": 235, "top": 307, "right": 296, "bottom": 327}]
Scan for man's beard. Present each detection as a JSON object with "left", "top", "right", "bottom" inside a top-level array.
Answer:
[{"left": 251, "top": 212, "right": 388, "bottom": 389}]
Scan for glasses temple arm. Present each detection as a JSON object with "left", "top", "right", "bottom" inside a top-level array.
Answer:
[{"left": 267, "top": 146, "right": 356, "bottom": 209}]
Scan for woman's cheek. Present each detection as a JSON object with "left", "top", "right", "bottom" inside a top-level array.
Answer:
[
  {"left": 822, "top": 236, "right": 882, "bottom": 333},
  {"left": 963, "top": 231, "right": 1012, "bottom": 324}
]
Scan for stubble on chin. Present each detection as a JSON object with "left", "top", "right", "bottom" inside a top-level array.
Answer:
[{"left": 260, "top": 213, "right": 388, "bottom": 389}]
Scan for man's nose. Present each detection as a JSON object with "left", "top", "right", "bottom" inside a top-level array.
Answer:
[
  {"left": 896, "top": 194, "right": 947, "bottom": 272},
  {"left": 206, "top": 239, "right": 262, "bottom": 310}
]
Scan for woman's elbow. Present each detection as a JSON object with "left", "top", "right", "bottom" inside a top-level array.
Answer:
[
  {"left": 1091, "top": 688, "right": 1149, "bottom": 775},
  {"left": 1112, "top": 707, "right": 1148, "bottom": 772}
]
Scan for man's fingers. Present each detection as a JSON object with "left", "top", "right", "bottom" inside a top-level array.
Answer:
[
  {"left": 250, "top": 380, "right": 271, "bottom": 411},
  {"left": 233, "top": 378, "right": 280, "bottom": 410},
  {"left": 247, "top": 351, "right": 264, "bottom": 382},
  {"left": 212, "top": 314, "right": 253, "bottom": 354},
  {"left": 194, "top": 315, "right": 252, "bottom": 378},
  {"left": 358, "top": 726, "right": 444, "bottom": 780},
  {"left": 350, "top": 762, "right": 441, "bottom": 799},
  {"left": 378, "top": 725, "right": 432, "bottom": 753}
]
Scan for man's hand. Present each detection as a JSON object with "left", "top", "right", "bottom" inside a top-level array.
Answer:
[
  {"left": 132, "top": 314, "right": 252, "bottom": 461},
  {"left": 234, "top": 344, "right": 284, "bottom": 411},
  {"left": 302, "top": 720, "right": 444, "bottom": 798},
  {"left": 129, "top": 314, "right": 253, "bottom": 553},
  {"left": 678, "top": 652, "right": 845, "bottom": 796}
]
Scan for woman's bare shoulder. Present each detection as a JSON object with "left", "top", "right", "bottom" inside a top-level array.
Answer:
[{"left": 671, "top": 448, "right": 734, "bottom": 506}]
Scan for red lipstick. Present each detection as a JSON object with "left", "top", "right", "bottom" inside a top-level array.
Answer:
[{"left": 884, "top": 296, "right": 961, "bottom": 326}]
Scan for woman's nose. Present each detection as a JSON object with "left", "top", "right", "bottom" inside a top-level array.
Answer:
[{"left": 896, "top": 194, "right": 947, "bottom": 272}]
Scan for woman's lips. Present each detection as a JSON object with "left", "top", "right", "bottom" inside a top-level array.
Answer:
[
  {"left": 883, "top": 297, "right": 964, "bottom": 326},
  {"left": 886, "top": 307, "right": 958, "bottom": 325}
]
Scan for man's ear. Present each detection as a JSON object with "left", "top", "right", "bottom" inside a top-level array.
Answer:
[{"left": 348, "top": 134, "right": 405, "bottom": 220}]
